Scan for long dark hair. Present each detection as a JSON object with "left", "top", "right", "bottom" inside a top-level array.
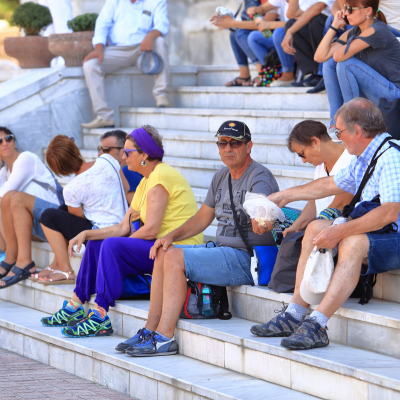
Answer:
[{"left": 346, "top": 0, "right": 387, "bottom": 24}]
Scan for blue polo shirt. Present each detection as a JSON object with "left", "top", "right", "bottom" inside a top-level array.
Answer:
[{"left": 122, "top": 166, "right": 143, "bottom": 192}]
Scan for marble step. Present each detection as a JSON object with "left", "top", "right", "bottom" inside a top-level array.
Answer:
[
  {"left": 119, "top": 107, "right": 330, "bottom": 136},
  {"left": 82, "top": 128, "right": 314, "bottom": 169},
  {"left": 169, "top": 86, "right": 329, "bottom": 111},
  {"left": 3, "top": 283, "right": 400, "bottom": 400},
  {"left": 0, "top": 301, "right": 318, "bottom": 400}
]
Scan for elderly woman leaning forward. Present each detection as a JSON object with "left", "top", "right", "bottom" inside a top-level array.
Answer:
[{"left": 40, "top": 125, "right": 203, "bottom": 337}]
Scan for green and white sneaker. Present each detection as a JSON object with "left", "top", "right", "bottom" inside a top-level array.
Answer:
[
  {"left": 41, "top": 300, "right": 85, "bottom": 327},
  {"left": 61, "top": 309, "right": 113, "bottom": 338}
]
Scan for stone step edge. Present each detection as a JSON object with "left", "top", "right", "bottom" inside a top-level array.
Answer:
[
  {"left": 9, "top": 280, "right": 400, "bottom": 394},
  {"left": 0, "top": 301, "right": 318, "bottom": 400},
  {"left": 170, "top": 86, "right": 323, "bottom": 94}
]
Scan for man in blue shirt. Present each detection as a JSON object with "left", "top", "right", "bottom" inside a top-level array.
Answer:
[
  {"left": 250, "top": 98, "right": 400, "bottom": 351},
  {"left": 81, "top": 0, "right": 170, "bottom": 129}
]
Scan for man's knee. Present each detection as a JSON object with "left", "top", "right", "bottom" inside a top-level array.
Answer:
[
  {"left": 338, "top": 234, "right": 369, "bottom": 260},
  {"left": 304, "top": 219, "right": 331, "bottom": 240},
  {"left": 83, "top": 58, "right": 101, "bottom": 76},
  {"left": 164, "top": 248, "right": 185, "bottom": 273}
]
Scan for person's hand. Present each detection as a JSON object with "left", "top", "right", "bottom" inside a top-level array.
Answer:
[
  {"left": 268, "top": 191, "right": 291, "bottom": 208},
  {"left": 332, "top": 10, "right": 347, "bottom": 30},
  {"left": 140, "top": 32, "right": 155, "bottom": 51},
  {"left": 251, "top": 218, "right": 273, "bottom": 235},
  {"left": 256, "top": 18, "right": 269, "bottom": 32},
  {"left": 83, "top": 45, "right": 103, "bottom": 64},
  {"left": 68, "top": 231, "right": 87, "bottom": 257},
  {"left": 282, "top": 225, "right": 298, "bottom": 237},
  {"left": 210, "top": 14, "right": 218, "bottom": 23},
  {"left": 212, "top": 15, "right": 234, "bottom": 29},
  {"left": 282, "top": 31, "right": 296, "bottom": 55},
  {"left": 149, "top": 234, "right": 173, "bottom": 259},
  {"left": 312, "top": 225, "right": 343, "bottom": 250},
  {"left": 246, "top": 6, "right": 259, "bottom": 16}
]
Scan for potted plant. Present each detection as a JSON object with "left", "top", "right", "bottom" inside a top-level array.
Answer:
[
  {"left": 4, "top": 2, "right": 54, "bottom": 68},
  {"left": 48, "top": 13, "right": 98, "bottom": 67}
]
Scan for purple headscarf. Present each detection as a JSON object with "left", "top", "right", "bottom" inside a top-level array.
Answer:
[{"left": 130, "top": 127, "right": 164, "bottom": 160}]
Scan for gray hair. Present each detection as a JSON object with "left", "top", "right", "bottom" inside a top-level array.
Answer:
[{"left": 334, "top": 98, "right": 386, "bottom": 138}]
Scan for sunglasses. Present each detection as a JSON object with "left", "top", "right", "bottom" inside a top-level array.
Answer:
[
  {"left": 0, "top": 134, "right": 14, "bottom": 145},
  {"left": 334, "top": 128, "right": 347, "bottom": 138},
  {"left": 216, "top": 140, "right": 246, "bottom": 149},
  {"left": 297, "top": 145, "right": 306, "bottom": 159},
  {"left": 343, "top": 4, "right": 367, "bottom": 14},
  {"left": 97, "top": 146, "right": 123, "bottom": 153},
  {"left": 123, "top": 148, "right": 138, "bottom": 157}
]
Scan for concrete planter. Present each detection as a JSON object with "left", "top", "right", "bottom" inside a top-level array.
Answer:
[
  {"left": 48, "top": 31, "right": 94, "bottom": 67},
  {"left": 4, "top": 36, "right": 54, "bottom": 68}
]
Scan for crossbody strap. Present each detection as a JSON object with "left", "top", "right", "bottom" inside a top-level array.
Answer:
[{"left": 228, "top": 174, "right": 254, "bottom": 257}]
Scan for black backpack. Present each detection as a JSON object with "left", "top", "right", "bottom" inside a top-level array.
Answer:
[{"left": 180, "top": 281, "right": 232, "bottom": 320}]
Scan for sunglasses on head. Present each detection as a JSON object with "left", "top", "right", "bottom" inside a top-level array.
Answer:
[
  {"left": 343, "top": 4, "right": 367, "bottom": 14},
  {"left": 0, "top": 134, "right": 14, "bottom": 145},
  {"left": 97, "top": 146, "right": 123, "bottom": 153},
  {"left": 123, "top": 148, "right": 138, "bottom": 158},
  {"left": 216, "top": 140, "right": 246, "bottom": 149}
]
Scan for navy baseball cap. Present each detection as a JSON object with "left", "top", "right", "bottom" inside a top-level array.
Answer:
[{"left": 215, "top": 120, "right": 251, "bottom": 141}]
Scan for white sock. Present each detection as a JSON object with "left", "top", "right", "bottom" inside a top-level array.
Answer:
[
  {"left": 286, "top": 303, "right": 307, "bottom": 321},
  {"left": 309, "top": 310, "right": 329, "bottom": 328}
]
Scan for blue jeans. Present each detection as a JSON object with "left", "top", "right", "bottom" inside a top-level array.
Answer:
[
  {"left": 174, "top": 242, "right": 252, "bottom": 287},
  {"left": 272, "top": 27, "right": 294, "bottom": 73},
  {"left": 32, "top": 197, "right": 59, "bottom": 241},
  {"left": 247, "top": 30, "right": 275, "bottom": 65},
  {"left": 230, "top": 29, "right": 258, "bottom": 66},
  {"left": 366, "top": 232, "right": 400, "bottom": 275},
  {"left": 324, "top": 56, "right": 400, "bottom": 125}
]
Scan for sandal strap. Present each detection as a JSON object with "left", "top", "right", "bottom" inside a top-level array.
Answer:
[
  {"left": 49, "top": 270, "right": 75, "bottom": 280},
  {"left": 0, "top": 261, "right": 14, "bottom": 273}
]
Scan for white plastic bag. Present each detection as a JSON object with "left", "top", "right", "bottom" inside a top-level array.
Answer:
[
  {"left": 243, "top": 192, "right": 285, "bottom": 227},
  {"left": 302, "top": 247, "right": 334, "bottom": 294}
]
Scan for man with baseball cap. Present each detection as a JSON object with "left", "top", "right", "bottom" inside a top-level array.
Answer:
[{"left": 116, "top": 120, "right": 280, "bottom": 357}]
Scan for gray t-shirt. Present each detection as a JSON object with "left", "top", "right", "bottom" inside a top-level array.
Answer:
[
  {"left": 345, "top": 19, "right": 400, "bottom": 88},
  {"left": 204, "top": 161, "right": 279, "bottom": 252}
]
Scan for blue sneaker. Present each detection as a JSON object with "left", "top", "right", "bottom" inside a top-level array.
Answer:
[
  {"left": 115, "top": 327, "right": 150, "bottom": 352},
  {"left": 250, "top": 302, "right": 303, "bottom": 337},
  {"left": 61, "top": 309, "right": 113, "bottom": 338},
  {"left": 125, "top": 331, "right": 179, "bottom": 357},
  {"left": 281, "top": 317, "right": 329, "bottom": 350},
  {"left": 41, "top": 300, "right": 85, "bottom": 327}
]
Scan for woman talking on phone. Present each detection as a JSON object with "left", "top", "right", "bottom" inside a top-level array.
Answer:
[{"left": 314, "top": 0, "right": 400, "bottom": 129}]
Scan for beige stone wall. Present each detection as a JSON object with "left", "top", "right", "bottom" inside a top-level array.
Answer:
[{"left": 20, "top": 0, "right": 241, "bottom": 65}]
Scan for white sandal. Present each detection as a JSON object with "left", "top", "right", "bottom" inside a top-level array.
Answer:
[
  {"left": 38, "top": 270, "right": 76, "bottom": 285},
  {"left": 30, "top": 266, "right": 52, "bottom": 282}
]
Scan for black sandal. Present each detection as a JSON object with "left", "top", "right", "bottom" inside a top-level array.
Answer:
[
  {"left": 0, "top": 262, "right": 35, "bottom": 289},
  {"left": 0, "top": 261, "right": 15, "bottom": 280},
  {"left": 225, "top": 76, "right": 251, "bottom": 87}
]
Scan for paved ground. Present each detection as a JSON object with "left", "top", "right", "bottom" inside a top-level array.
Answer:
[{"left": 0, "top": 348, "right": 135, "bottom": 400}]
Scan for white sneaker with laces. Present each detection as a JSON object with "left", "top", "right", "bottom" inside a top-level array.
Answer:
[{"left": 81, "top": 117, "right": 115, "bottom": 129}]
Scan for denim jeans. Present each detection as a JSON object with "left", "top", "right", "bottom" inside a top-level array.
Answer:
[
  {"left": 230, "top": 29, "right": 258, "bottom": 66},
  {"left": 247, "top": 30, "right": 275, "bottom": 65},
  {"left": 272, "top": 27, "right": 294, "bottom": 73},
  {"left": 324, "top": 56, "right": 400, "bottom": 125}
]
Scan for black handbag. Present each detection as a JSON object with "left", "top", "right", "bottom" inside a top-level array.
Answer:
[{"left": 378, "top": 97, "right": 400, "bottom": 140}]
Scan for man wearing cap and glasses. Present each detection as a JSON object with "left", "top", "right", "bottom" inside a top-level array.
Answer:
[
  {"left": 98, "top": 130, "right": 143, "bottom": 203},
  {"left": 81, "top": 0, "right": 170, "bottom": 129},
  {"left": 118, "top": 120, "right": 280, "bottom": 357}
]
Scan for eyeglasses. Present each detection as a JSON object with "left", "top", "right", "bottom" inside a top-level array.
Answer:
[
  {"left": 343, "top": 4, "right": 367, "bottom": 14},
  {"left": 216, "top": 140, "right": 246, "bottom": 149},
  {"left": 97, "top": 146, "right": 123, "bottom": 153},
  {"left": 0, "top": 134, "right": 14, "bottom": 145},
  {"left": 123, "top": 148, "right": 138, "bottom": 158},
  {"left": 297, "top": 145, "right": 306, "bottom": 159},
  {"left": 334, "top": 128, "right": 347, "bottom": 138}
]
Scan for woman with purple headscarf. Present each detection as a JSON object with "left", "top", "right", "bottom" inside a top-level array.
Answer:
[{"left": 40, "top": 125, "right": 203, "bottom": 337}]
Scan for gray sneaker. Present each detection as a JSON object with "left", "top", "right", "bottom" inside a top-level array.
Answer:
[{"left": 250, "top": 302, "right": 303, "bottom": 337}]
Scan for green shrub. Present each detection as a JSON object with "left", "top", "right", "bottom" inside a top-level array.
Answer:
[
  {"left": 67, "top": 13, "right": 98, "bottom": 32},
  {"left": 12, "top": 2, "right": 52, "bottom": 36}
]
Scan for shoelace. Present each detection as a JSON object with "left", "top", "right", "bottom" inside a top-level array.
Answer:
[
  {"left": 274, "top": 301, "right": 288, "bottom": 316},
  {"left": 136, "top": 327, "right": 148, "bottom": 342},
  {"left": 296, "top": 316, "right": 329, "bottom": 331},
  {"left": 149, "top": 331, "right": 158, "bottom": 348}
]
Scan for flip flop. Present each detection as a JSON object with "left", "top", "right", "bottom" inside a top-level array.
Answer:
[
  {"left": 0, "top": 261, "right": 15, "bottom": 280},
  {"left": 30, "top": 266, "right": 52, "bottom": 282},
  {"left": 38, "top": 270, "right": 76, "bottom": 285},
  {"left": 0, "top": 262, "right": 35, "bottom": 289}
]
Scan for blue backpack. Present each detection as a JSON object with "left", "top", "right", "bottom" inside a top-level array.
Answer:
[{"left": 120, "top": 274, "right": 152, "bottom": 298}]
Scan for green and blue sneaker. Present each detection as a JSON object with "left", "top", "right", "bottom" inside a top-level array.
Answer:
[
  {"left": 41, "top": 300, "right": 85, "bottom": 327},
  {"left": 61, "top": 309, "right": 113, "bottom": 338},
  {"left": 125, "top": 331, "right": 178, "bottom": 357}
]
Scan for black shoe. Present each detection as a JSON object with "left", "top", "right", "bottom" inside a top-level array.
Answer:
[
  {"left": 291, "top": 74, "right": 322, "bottom": 88},
  {"left": 307, "top": 78, "right": 325, "bottom": 93}
]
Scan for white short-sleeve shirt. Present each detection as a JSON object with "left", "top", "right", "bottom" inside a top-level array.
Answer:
[{"left": 299, "top": 0, "right": 335, "bottom": 17}]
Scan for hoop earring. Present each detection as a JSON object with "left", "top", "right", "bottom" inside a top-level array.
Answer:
[{"left": 141, "top": 160, "right": 147, "bottom": 167}]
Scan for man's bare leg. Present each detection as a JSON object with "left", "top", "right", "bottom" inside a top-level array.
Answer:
[
  {"left": 155, "top": 248, "right": 187, "bottom": 338},
  {"left": 145, "top": 246, "right": 174, "bottom": 331}
]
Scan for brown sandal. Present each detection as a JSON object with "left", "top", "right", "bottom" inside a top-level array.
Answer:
[{"left": 225, "top": 76, "right": 251, "bottom": 86}]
